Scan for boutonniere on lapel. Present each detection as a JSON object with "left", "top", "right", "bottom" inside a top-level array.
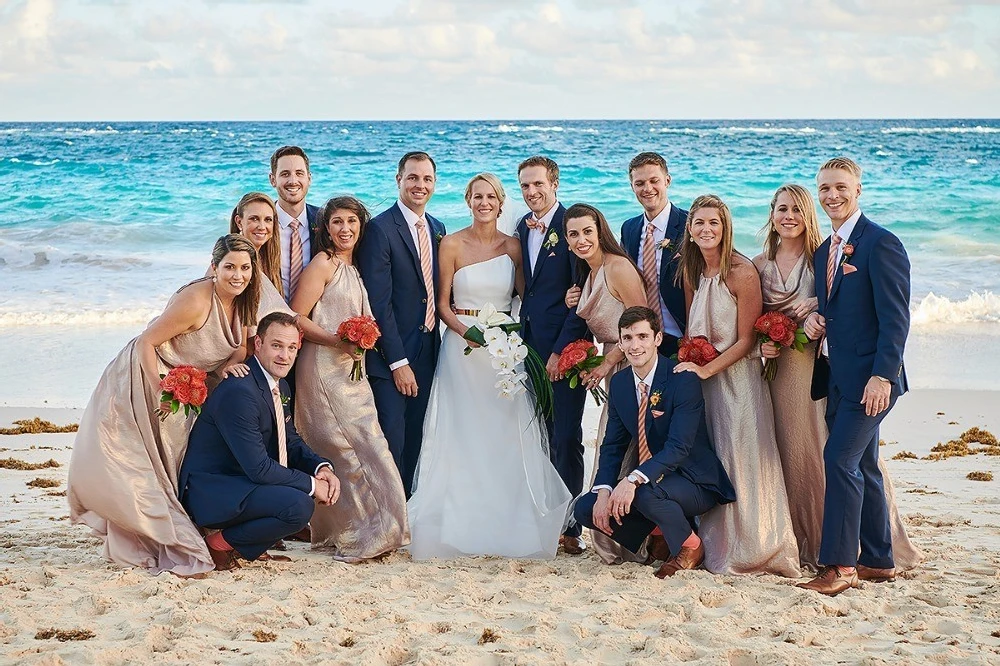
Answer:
[
  {"left": 543, "top": 230, "right": 559, "bottom": 250},
  {"left": 280, "top": 393, "right": 291, "bottom": 421},
  {"left": 839, "top": 243, "right": 857, "bottom": 274},
  {"left": 435, "top": 232, "right": 444, "bottom": 245},
  {"left": 649, "top": 389, "right": 662, "bottom": 408},
  {"left": 657, "top": 238, "right": 672, "bottom": 251}
]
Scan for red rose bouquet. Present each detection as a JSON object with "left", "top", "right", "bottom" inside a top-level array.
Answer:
[
  {"left": 677, "top": 335, "right": 720, "bottom": 367},
  {"left": 337, "top": 315, "right": 381, "bottom": 381},
  {"left": 159, "top": 365, "right": 209, "bottom": 418},
  {"left": 558, "top": 339, "right": 608, "bottom": 406},
  {"left": 753, "top": 311, "right": 808, "bottom": 381}
]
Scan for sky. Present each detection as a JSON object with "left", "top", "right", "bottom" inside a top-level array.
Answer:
[{"left": 1, "top": 0, "right": 998, "bottom": 121}]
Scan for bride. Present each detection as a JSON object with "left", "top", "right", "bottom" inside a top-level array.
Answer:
[{"left": 406, "top": 173, "right": 572, "bottom": 560}]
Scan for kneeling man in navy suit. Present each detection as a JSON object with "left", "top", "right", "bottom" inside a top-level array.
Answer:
[
  {"left": 574, "top": 306, "right": 735, "bottom": 578},
  {"left": 181, "top": 312, "right": 339, "bottom": 571}
]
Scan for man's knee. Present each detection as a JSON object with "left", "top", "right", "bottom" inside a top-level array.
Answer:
[
  {"left": 283, "top": 492, "right": 315, "bottom": 530},
  {"left": 574, "top": 494, "right": 596, "bottom": 529}
]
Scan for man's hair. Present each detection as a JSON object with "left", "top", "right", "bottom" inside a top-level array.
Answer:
[
  {"left": 270, "top": 146, "right": 310, "bottom": 174},
  {"left": 618, "top": 306, "right": 661, "bottom": 336},
  {"left": 397, "top": 151, "right": 437, "bottom": 177},
  {"left": 628, "top": 152, "right": 669, "bottom": 177},
  {"left": 818, "top": 156, "right": 862, "bottom": 180},
  {"left": 256, "top": 312, "right": 300, "bottom": 341},
  {"left": 517, "top": 156, "right": 559, "bottom": 184}
]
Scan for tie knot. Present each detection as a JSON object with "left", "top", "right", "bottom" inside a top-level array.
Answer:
[
  {"left": 646, "top": 222, "right": 657, "bottom": 235},
  {"left": 416, "top": 217, "right": 427, "bottom": 229},
  {"left": 271, "top": 386, "right": 280, "bottom": 398},
  {"left": 290, "top": 217, "right": 301, "bottom": 230},
  {"left": 638, "top": 381, "right": 649, "bottom": 396},
  {"left": 831, "top": 233, "right": 842, "bottom": 247}
]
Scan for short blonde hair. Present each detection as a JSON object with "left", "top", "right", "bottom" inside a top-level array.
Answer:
[
  {"left": 818, "top": 157, "right": 862, "bottom": 181},
  {"left": 464, "top": 172, "right": 506, "bottom": 210}
]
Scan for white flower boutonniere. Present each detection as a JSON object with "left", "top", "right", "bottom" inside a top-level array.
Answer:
[
  {"left": 658, "top": 238, "right": 672, "bottom": 251},
  {"left": 543, "top": 230, "right": 559, "bottom": 250}
]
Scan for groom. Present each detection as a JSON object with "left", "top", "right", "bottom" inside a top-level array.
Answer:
[
  {"left": 799, "top": 157, "right": 911, "bottom": 596},
  {"left": 574, "top": 307, "right": 735, "bottom": 577},
  {"left": 180, "top": 312, "right": 339, "bottom": 570},
  {"left": 357, "top": 151, "right": 446, "bottom": 497},
  {"left": 516, "top": 155, "right": 590, "bottom": 554}
]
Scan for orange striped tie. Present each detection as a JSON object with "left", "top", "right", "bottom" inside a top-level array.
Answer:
[
  {"left": 416, "top": 218, "right": 436, "bottom": 330},
  {"left": 641, "top": 223, "right": 660, "bottom": 320},
  {"left": 826, "top": 232, "right": 841, "bottom": 297},
  {"left": 637, "top": 381, "right": 652, "bottom": 463},
  {"left": 271, "top": 387, "right": 288, "bottom": 467},
  {"left": 288, "top": 217, "right": 304, "bottom": 298}
]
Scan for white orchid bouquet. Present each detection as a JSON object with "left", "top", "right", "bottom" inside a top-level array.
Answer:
[{"left": 462, "top": 303, "right": 553, "bottom": 417}]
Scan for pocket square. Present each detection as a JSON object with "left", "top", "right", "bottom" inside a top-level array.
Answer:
[
  {"left": 651, "top": 409, "right": 665, "bottom": 418},
  {"left": 547, "top": 251, "right": 556, "bottom": 257},
  {"left": 285, "top": 415, "right": 292, "bottom": 423},
  {"left": 842, "top": 264, "right": 857, "bottom": 274}
]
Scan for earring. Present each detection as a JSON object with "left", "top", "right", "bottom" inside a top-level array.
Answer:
[{"left": 212, "top": 276, "right": 217, "bottom": 283}]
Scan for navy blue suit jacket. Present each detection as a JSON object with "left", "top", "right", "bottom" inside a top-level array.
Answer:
[
  {"left": 517, "top": 204, "right": 589, "bottom": 357},
  {"left": 594, "top": 356, "right": 735, "bottom": 504},
  {"left": 813, "top": 213, "right": 910, "bottom": 403},
  {"left": 621, "top": 204, "right": 688, "bottom": 333},
  {"left": 180, "top": 359, "right": 330, "bottom": 527},
  {"left": 357, "top": 203, "right": 446, "bottom": 380}
]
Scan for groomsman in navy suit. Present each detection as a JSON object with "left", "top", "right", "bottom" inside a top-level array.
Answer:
[
  {"left": 515, "top": 156, "right": 590, "bottom": 554},
  {"left": 799, "top": 157, "right": 911, "bottom": 596},
  {"left": 620, "top": 152, "right": 687, "bottom": 356},
  {"left": 270, "top": 145, "right": 320, "bottom": 302},
  {"left": 180, "top": 313, "right": 338, "bottom": 570},
  {"left": 574, "top": 307, "right": 735, "bottom": 577},
  {"left": 358, "top": 152, "right": 446, "bottom": 497}
]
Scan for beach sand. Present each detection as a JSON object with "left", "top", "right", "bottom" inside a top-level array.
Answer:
[{"left": 1, "top": 391, "right": 999, "bottom": 665}]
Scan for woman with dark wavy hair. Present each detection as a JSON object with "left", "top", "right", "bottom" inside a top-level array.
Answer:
[{"left": 291, "top": 196, "right": 410, "bottom": 560}]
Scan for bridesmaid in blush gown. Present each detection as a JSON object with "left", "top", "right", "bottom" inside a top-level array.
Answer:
[
  {"left": 754, "top": 184, "right": 922, "bottom": 572},
  {"left": 68, "top": 234, "right": 259, "bottom": 576},
  {"left": 562, "top": 203, "right": 649, "bottom": 565},
  {"left": 291, "top": 196, "right": 410, "bottom": 561},
  {"left": 673, "top": 195, "right": 799, "bottom": 577}
]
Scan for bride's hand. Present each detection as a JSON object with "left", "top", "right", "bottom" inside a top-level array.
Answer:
[{"left": 460, "top": 325, "right": 481, "bottom": 348}]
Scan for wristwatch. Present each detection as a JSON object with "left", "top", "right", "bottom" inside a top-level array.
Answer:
[{"left": 626, "top": 472, "right": 643, "bottom": 487}]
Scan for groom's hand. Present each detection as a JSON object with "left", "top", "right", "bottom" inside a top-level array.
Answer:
[
  {"left": 315, "top": 467, "right": 340, "bottom": 505},
  {"left": 609, "top": 478, "right": 636, "bottom": 525},
  {"left": 393, "top": 365, "right": 419, "bottom": 397},
  {"left": 593, "top": 489, "right": 614, "bottom": 536}
]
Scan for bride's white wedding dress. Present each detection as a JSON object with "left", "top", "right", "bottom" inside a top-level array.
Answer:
[{"left": 407, "top": 254, "right": 572, "bottom": 560}]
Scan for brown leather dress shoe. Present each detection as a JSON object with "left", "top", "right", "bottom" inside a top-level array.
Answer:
[
  {"left": 857, "top": 564, "right": 896, "bottom": 582},
  {"left": 654, "top": 542, "right": 704, "bottom": 578},
  {"left": 796, "top": 566, "right": 859, "bottom": 596},
  {"left": 648, "top": 535, "right": 672, "bottom": 563},
  {"left": 205, "top": 541, "right": 241, "bottom": 572},
  {"left": 287, "top": 526, "right": 312, "bottom": 543},
  {"left": 560, "top": 535, "right": 586, "bottom": 555}
]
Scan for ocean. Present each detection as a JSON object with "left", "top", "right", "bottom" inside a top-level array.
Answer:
[{"left": 2, "top": 119, "right": 998, "bottom": 405}]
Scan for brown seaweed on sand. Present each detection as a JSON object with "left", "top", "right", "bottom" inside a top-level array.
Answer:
[{"left": 0, "top": 418, "right": 78, "bottom": 435}]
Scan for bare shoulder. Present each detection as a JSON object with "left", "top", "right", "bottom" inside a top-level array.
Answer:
[
  {"left": 502, "top": 234, "right": 522, "bottom": 259},
  {"left": 728, "top": 254, "right": 762, "bottom": 291}
]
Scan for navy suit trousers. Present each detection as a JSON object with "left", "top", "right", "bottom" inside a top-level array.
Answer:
[
  {"left": 819, "top": 381, "right": 895, "bottom": 569},
  {"left": 204, "top": 485, "right": 314, "bottom": 562}
]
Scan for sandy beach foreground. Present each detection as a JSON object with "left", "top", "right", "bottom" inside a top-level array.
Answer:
[{"left": 1, "top": 390, "right": 999, "bottom": 665}]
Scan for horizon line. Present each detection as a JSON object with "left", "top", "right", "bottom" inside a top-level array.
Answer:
[{"left": 2, "top": 117, "right": 1000, "bottom": 124}]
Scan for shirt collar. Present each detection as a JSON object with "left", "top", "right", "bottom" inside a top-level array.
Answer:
[
  {"left": 632, "top": 357, "right": 658, "bottom": 390},
  {"left": 832, "top": 208, "right": 862, "bottom": 243},
  {"left": 643, "top": 202, "right": 672, "bottom": 231},
  {"left": 276, "top": 202, "right": 305, "bottom": 230},
  {"left": 253, "top": 356, "right": 280, "bottom": 393},
  {"left": 531, "top": 201, "right": 560, "bottom": 227},
  {"left": 396, "top": 200, "right": 424, "bottom": 228}
]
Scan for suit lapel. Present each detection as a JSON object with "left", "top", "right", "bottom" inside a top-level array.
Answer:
[
  {"left": 816, "top": 239, "right": 830, "bottom": 311},
  {"left": 658, "top": 204, "right": 684, "bottom": 285},
  {"left": 828, "top": 215, "right": 868, "bottom": 303},
  {"left": 624, "top": 215, "right": 642, "bottom": 261},
  {"left": 615, "top": 370, "right": 641, "bottom": 442},
  {"left": 517, "top": 216, "right": 533, "bottom": 285},
  {"left": 526, "top": 204, "right": 564, "bottom": 291},
  {"left": 392, "top": 204, "right": 423, "bottom": 279},
  {"left": 250, "top": 358, "right": 278, "bottom": 426}
]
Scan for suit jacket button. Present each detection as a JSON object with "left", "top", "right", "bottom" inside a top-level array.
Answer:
[
  {"left": 419, "top": 325, "right": 427, "bottom": 333},
  {"left": 529, "top": 292, "right": 534, "bottom": 297},
  {"left": 421, "top": 298, "right": 427, "bottom": 303}
]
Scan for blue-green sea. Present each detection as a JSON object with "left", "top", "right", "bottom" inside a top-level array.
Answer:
[{"left": 1, "top": 119, "right": 998, "bottom": 403}]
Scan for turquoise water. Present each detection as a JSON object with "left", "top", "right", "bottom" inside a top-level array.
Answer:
[{"left": 2, "top": 119, "right": 999, "bottom": 326}]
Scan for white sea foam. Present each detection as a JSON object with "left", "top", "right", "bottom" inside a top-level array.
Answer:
[
  {"left": 912, "top": 291, "right": 1000, "bottom": 325},
  {"left": 495, "top": 124, "right": 599, "bottom": 134},
  {"left": 0, "top": 309, "right": 162, "bottom": 327},
  {"left": 882, "top": 126, "right": 1000, "bottom": 134}
]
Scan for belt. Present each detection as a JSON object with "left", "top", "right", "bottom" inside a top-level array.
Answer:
[{"left": 454, "top": 308, "right": 512, "bottom": 317}]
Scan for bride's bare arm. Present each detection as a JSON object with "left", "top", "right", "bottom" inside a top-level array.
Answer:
[{"left": 435, "top": 234, "right": 468, "bottom": 337}]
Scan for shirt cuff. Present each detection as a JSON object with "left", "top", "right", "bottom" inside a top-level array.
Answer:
[
  {"left": 314, "top": 462, "right": 332, "bottom": 475},
  {"left": 309, "top": 477, "right": 315, "bottom": 497},
  {"left": 388, "top": 358, "right": 409, "bottom": 371},
  {"left": 592, "top": 485, "right": 613, "bottom": 493},
  {"left": 631, "top": 469, "right": 649, "bottom": 484}
]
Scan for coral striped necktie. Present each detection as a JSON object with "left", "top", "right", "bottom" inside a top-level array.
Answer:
[
  {"left": 641, "top": 223, "right": 660, "bottom": 319},
  {"left": 270, "top": 387, "right": 288, "bottom": 467},
  {"left": 415, "top": 217, "right": 436, "bottom": 330},
  {"left": 826, "top": 232, "right": 842, "bottom": 297},
  {"left": 288, "top": 217, "right": 304, "bottom": 298},
  {"left": 637, "top": 381, "right": 652, "bottom": 463}
]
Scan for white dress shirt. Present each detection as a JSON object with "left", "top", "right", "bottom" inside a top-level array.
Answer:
[
  {"left": 526, "top": 201, "right": 559, "bottom": 274},
  {"left": 252, "top": 357, "right": 330, "bottom": 495},
  {"left": 821, "top": 208, "right": 862, "bottom": 357},
  {"left": 636, "top": 204, "right": 683, "bottom": 338},
  {"left": 593, "top": 358, "right": 658, "bottom": 492},
  {"left": 276, "top": 203, "right": 313, "bottom": 297},
  {"left": 388, "top": 200, "right": 434, "bottom": 372}
]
